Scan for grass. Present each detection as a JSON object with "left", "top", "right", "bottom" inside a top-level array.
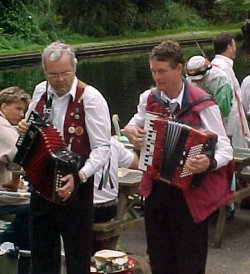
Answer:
[{"left": 0, "top": 23, "right": 243, "bottom": 56}]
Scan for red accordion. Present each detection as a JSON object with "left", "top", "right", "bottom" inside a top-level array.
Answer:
[
  {"left": 14, "top": 111, "right": 81, "bottom": 205},
  {"left": 139, "top": 113, "right": 217, "bottom": 189}
]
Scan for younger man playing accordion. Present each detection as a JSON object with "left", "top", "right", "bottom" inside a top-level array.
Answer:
[{"left": 124, "top": 40, "right": 234, "bottom": 274}]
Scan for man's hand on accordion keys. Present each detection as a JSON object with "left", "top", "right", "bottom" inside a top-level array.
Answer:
[
  {"left": 56, "top": 174, "right": 75, "bottom": 202},
  {"left": 123, "top": 125, "right": 146, "bottom": 149},
  {"left": 185, "top": 154, "right": 211, "bottom": 174}
]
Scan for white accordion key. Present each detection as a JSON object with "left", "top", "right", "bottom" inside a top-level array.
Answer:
[{"left": 139, "top": 112, "right": 159, "bottom": 171}]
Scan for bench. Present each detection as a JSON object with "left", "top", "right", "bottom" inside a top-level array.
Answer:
[
  {"left": 211, "top": 148, "right": 250, "bottom": 248},
  {"left": 93, "top": 220, "right": 121, "bottom": 250}
]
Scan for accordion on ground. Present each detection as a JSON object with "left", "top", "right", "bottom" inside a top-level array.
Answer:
[
  {"left": 14, "top": 111, "right": 81, "bottom": 205},
  {"left": 139, "top": 112, "right": 218, "bottom": 190}
]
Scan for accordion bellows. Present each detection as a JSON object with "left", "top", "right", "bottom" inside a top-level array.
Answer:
[
  {"left": 139, "top": 112, "right": 217, "bottom": 189},
  {"left": 14, "top": 111, "right": 81, "bottom": 205}
]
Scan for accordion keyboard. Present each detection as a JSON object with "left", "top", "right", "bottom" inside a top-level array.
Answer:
[{"left": 138, "top": 113, "right": 158, "bottom": 171}]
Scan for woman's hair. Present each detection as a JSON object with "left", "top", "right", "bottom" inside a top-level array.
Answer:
[
  {"left": 0, "top": 86, "right": 30, "bottom": 106},
  {"left": 42, "top": 42, "right": 78, "bottom": 72}
]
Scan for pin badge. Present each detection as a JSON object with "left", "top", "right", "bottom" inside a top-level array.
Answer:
[
  {"left": 74, "top": 114, "right": 80, "bottom": 120},
  {"left": 75, "top": 108, "right": 80, "bottom": 113},
  {"left": 68, "top": 126, "right": 75, "bottom": 134},
  {"left": 75, "top": 126, "right": 84, "bottom": 136}
]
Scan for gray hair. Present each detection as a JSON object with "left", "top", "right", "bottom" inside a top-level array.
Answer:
[
  {"left": 42, "top": 42, "right": 78, "bottom": 72},
  {"left": 0, "top": 86, "right": 30, "bottom": 106}
]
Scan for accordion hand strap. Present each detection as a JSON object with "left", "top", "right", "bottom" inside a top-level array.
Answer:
[
  {"left": 175, "top": 95, "right": 214, "bottom": 119},
  {"left": 151, "top": 88, "right": 214, "bottom": 120}
]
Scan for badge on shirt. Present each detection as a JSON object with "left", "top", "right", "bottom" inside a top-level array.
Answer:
[
  {"left": 68, "top": 126, "right": 75, "bottom": 134},
  {"left": 75, "top": 126, "right": 84, "bottom": 136}
]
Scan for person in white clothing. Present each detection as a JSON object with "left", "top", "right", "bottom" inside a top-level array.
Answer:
[
  {"left": 123, "top": 41, "right": 234, "bottom": 274},
  {"left": 241, "top": 75, "right": 250, "bottom": 121},
  {"left": 186, "top": 55, "right": 250, "bottom": 148},
  {"left": 0, "top": 87, "right": 30, "bottom": 191},
  {"left": 0, "top": 86, "right": 31, "bottom": 274},
  {"left": 239, "top": 75, "right": 250, "bottom": 209},
  {"left": 18, "top": 42, "right": 111, "bottom": 274},
  {"left": 212, "top": 32, "right": 241, "bottom": 98},
  {"left": 94, "top": 136, "right": 138, "bottom": 223},
  {"left": 93, "top": 136, "right": 138, "bottom": 253}
]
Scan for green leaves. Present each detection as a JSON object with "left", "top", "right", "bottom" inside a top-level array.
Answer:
[{"left": 0, "top": 0, "right": 40, "bottom": 39}]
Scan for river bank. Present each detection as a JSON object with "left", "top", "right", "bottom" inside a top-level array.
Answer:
[{"left": 0, "top": 29, "right": 242, "bottom": 68}]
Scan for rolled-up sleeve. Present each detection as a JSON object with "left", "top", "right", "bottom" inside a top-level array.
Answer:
[{"left": 128, "top": 89, "right": 151, "bottom": 127}]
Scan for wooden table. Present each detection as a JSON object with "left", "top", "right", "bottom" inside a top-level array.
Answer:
[
  {"left": 211, "top": 147, "right": 250, "bottom": 248},
  {"left": 116, "top": 168, "right": 142, "bottom": 222}
]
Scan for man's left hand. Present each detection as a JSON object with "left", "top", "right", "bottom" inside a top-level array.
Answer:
[
  {"left": 185, "top": 154, "right": 210, "bottom": 174},
  {"left": 57, "top": 174, "right": 75, "bottom": 202}
]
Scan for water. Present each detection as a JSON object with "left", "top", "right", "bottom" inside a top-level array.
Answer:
[{"left": 0, "top": 41, "right": 250, "bottom": 127}]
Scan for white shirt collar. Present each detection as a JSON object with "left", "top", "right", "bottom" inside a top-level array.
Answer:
[
  {"left": 47, "top": 76, "right": 78, "bottom": 100},
  {"left": 160, "top": 83, "right": 184, "bottom": 108},
  {"left": 214, "top": 54, "right": 233, "bottom": 68}
]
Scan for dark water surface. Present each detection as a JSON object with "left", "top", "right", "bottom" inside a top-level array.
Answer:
[{"left": 1, "top": 42, "right": 250, "bottom": 127}]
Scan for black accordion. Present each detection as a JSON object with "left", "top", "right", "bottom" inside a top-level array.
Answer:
[
  {"left": 14, "top": 111, "right": 81, "bottom": 205},
  {"left": 139, "top": 112, "right": 217, "bottom": 189}
]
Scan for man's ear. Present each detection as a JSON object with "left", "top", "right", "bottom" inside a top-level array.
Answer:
[{"left": 176, "top": 63, "right": 184, "bottom": 74}]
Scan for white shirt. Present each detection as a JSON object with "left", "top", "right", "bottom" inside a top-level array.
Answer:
[
  {"left": 0, "top": 115, "right": 30, "bottom": 206},
  {"left": 128, "top": 87, "right": 233, "bottom": 169},
  {"left": 188, "top": 67, "right": 250, "bottom": 148},
  {"left": 26, "top": 77, "right": 111, "bottom": 178},
  {"left": 212, "top": 54, "right": 241, "bottom": 97},
  {"left": 0, "top": 115, "right": 19, "bottom": 185},
  {"left": 241, "top": 75, "right": 250, "bottom": 114},
  {"left": 94, "top": 137, "right": 134, "bottom": 204}
]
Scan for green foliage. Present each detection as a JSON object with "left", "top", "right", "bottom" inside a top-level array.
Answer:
[
  {"left": 0, "top": 0, "right": 48, "bottom": 44},
  {"left": 59, "top": 0, "right": 138, "bottom": 37},
  {"left": 173, "top": 0, "right": 217, "bottom": 20},
  {"left": 133, "top": 0, "right": 166, "bottom": 11},
  {"left": 0, "top": 33, "right": 43, "bottom": 52},
  {"left": 0, "top": 0, "right": 248, "bottom": 52},
  {"left": 0, "top": 34, "right": 13, "bottom": 51},
  {"left": 213, "top": 0, "right": 250, "bottom": 22},
  {"left": 135, "top": 2, "right": 207, "bottom": 32},
  {"left": 26, "top": 0, "right": 62, "bottom": 41},
  {"left": 55, "top": 0, "right": 207, "bottom": 36}
]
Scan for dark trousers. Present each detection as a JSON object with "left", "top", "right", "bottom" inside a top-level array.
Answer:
[
  {"left": 144, "top": 181, "right": 208, "bottom": 274},
  {"left": 30, "top": 182, "right": 94, "bottom": 274},
  {"left": 94, "top": 204, "right": 117, "bottom": 223}
]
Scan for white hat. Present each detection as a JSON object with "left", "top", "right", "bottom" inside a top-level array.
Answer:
[{"left": 186, "top": 56, "right": 210, "bottom": 80}]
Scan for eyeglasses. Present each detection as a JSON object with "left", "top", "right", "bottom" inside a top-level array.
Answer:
[{"left": 47, "top": 71, "right": 74, "bottom": 79}]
